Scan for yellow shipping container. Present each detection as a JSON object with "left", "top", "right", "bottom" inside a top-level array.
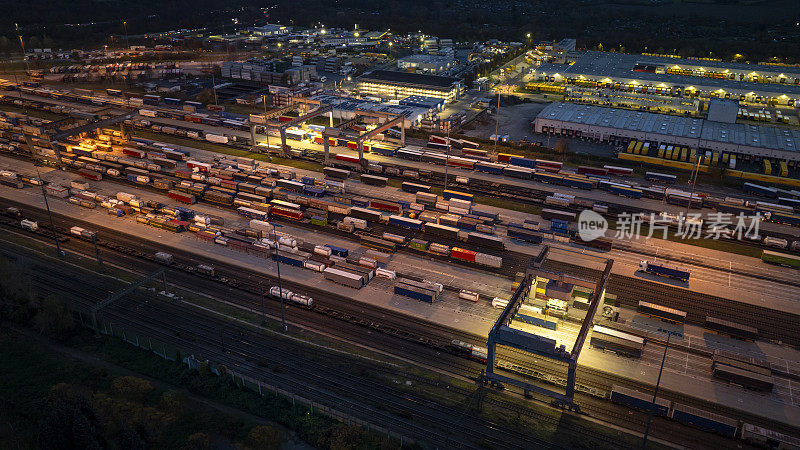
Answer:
[
  {"left": 764, "top": 159, "right": 772, "bottom": 175},
  {"left": 658, "top": 145, "right": 665, "bottom": 158},
  {"left": 635, "top": 142, "right": 644, "bottom": 155},
  {"left": 712, "top": 152, "right": 719, "bottom": 165},
  {"left": 618, "top": 152, "right": 709, "bottom": 172},
  {"left": 722, "top": 153, "right": 729, "bottom": 163},
  {"left": 727, "top": 170, "right": 800, "bottom": 187},
  {"left": 680, "top": 147, "right": 688, "bottom": 161},
  {"left": 780, "top": 160, "right": 788, "bottom": 177},
  {"left": 666, "top": 147, "right": 673, "bottom": 159},
  {"left": 627, "top": 141, "right": 636, "bottom": 153}
]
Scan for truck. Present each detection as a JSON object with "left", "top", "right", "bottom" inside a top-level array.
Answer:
[
  {"left": 20, "top": 219, "right": 39, "bottom": 231},
  {"left": 638, "top": 260, "right": 690, "bottom": 282},
  {"left": 154, "top": 252, "right": 174, "bottom": 265}
]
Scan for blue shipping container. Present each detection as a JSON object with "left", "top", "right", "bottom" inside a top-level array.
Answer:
[
  {"left": 609, "top": 185, "right": 643, "bottom": 199},
  {"left": 671, "top": 406, "right": 738, "bottom": 438},
  {"left": 351, "top": 198, "right": 369, "bottom": 208},
  {"left": 326, "top": 245, "right": 349, "bottom": 257},
  {"left": 515, "top": 313, "right": 557, "bottom": 330},
  {"left": 507, "top": 227, "right": 543, "bottom": 243},
  {"left": 474, "top": 161, "right": 505, "bottom": 174},
  {"left": 301, "top": 176, "right": 316, "bottom": 185},
  {"left": 394, "top": 284, "right": 435, "bottom": 303},
  {"left": 509, "top": 156, "right": 535, "bottom": 168},
  {"left": 610, "top": 389, "right": 670, "bottom": 417},
  {"left": 274, "top": 253, "right": 305, "bottom": 267},
  {"left": 388, "top": 215, "right": 423, "bottom": 230}
]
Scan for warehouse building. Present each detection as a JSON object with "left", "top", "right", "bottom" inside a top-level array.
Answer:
[
  {"left": 532, "top": 51, "right": 800, "bottom": 106},
  {"left": 397, "top": 54, "right": 455, "bottom": 74},
  {"left": 534, "top": 102, "right": 800, "bottom": 162},
  {"left": 357, "top": 70, "right": 463, "bottom": 102}
]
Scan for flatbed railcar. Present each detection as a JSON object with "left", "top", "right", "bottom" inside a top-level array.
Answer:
[
  {"left": 704, "top": 316, "right": 758, "bottom": 341},
  {"left": 573, "top": 235, "right": 613, "bottom": 251},
  {"left": 637, "top": 301, "right": 686, "bottom": 324},
  {"left": 712, "top": 363, "right": 774, "bottom": 392},
  {"left": 740, "top": 423, "right": 800, "bottom": 449},
  {"left": 401, "top": 181, "right": 431, "bottom": 194},
  {"left": 540, "top": 208, "right": 576, "bottom": 222},
  {"left": 591, "top": 325, "right": 644, "bottom": 358},
  {"left": 360, "top": 235, "right": 397, "bottom": 253}
]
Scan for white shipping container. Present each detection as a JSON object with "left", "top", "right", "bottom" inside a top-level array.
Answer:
[
  {"left": 116, "top": 192, "right": 137, "bottom": 203},
  {"left": 206, "top": 133, "right": 229, "bottom": 144},
  {"left": 449, "top": 198, "right": 472, "bottom": 209},
  {"left": 249, "top": 219, "right": 274, "bottom": 234},
  {"left": 455, "top": 176, "right": 470, "bottom": 184},
  {"left": 375, "top": 268, "right": 396, "bottom": 280},
  {"left": 303, "top": 260, "right": 326, "bottom": 272},
  {"left": 458, "top": 290, "right": 479, "bottom": 302},
  {"left": 410, "top": 202, "right": 424, "bottom": 211},
  {"left": 358, "top": 256, "right": 378, "bottom": 269},
  {"left": 435, "top": 201, "right": 450, "bottom": 211},
  {"left": 70, "top": 180, "right": 90, "bottom": 190},
  {"left": 475, "top": 252, "right": 502, "bottom": 268},
  {"left": 20, "top": 219, "right": 39, "bottom": 231},
  {"left": 492, "top": 297, "right": 508, "bottom": 308},
  {"left": 45, "top": 185, "right": 70, "bottom": 198},
  {"left": 449, "top": 206, "right": 470, "bottom": 215},
  {"left": 314, "top": 245, "right": 333, "bottom": 257},
  {"left": 343, "top": 216, "right": 367, "bottom": 230}
]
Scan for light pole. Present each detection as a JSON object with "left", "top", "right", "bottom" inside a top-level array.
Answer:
[
  {"left": 684, "top": 153, "right": 702, "bottom": 218},
  {"left": 123, "top": 21, "right": 129, "bottom": 50},
  {"left": 642, "top": 328, "right": 681, "bottom": 448},
  {"left": 272, "top": 229, "right": 287, "bottom": 332},
  {"left": 493, "top": 90, "right": 500, "bottom": 155},
  {"left": 34, "top": 165, "right": 64, "bottom": 258}
]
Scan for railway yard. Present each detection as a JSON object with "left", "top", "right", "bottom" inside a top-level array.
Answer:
[{"left": 2, "top": 86, "right": 800, "bottom": 449}]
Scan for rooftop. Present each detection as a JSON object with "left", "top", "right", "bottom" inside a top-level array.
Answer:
[
  {"left": 537, "top": 102, "right": 800, "bottom": 153},
  {"left": 359, "top": 70, "right": 461, "bottom": 88},
  {"left": 536, "top": 51, "right": 800, "bottom": 96}
]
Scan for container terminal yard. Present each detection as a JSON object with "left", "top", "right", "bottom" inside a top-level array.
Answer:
[{"left": 4, "top": 64, "right": 800, "bottom": 447}]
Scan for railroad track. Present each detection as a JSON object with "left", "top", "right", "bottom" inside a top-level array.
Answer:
[
  {"left": 3, "top": 207, "right": 784, "bottom": 446},
  {"left": 541, "top": 259, "right": 800, "bottom": 347}
]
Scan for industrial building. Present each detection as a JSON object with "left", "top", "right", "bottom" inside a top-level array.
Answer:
[
  {"left": 397, "top": 54, "right": 455, "bottom": 74},
  {"left": 357, "top": 70, "right": 463, "bottom": 102},
  {"left": 534, "top": 102, "right": 800, "bottom": 162},
  {"left": 532, "top": 51, "right": 800, "bottom": 106},
  {"left": 312, "top": 93, "right": 433, "bottom": 128}
]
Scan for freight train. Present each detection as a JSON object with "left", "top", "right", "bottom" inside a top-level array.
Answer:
[{"left": 610, "top": 385, "right": 798, "bottom": 444}]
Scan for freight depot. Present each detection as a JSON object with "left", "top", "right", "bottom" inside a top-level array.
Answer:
[
  {"left": 6, "top": 125, "right": 800, "bottom": 306},
  {"left": 7, "top": 135, "right": 800, "bottom": 322}
]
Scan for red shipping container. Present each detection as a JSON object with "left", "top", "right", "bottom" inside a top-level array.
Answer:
[
  {"left": 272, "top": 207, "right": 303, "bottom": 221},
  {"left": 335, "top": 154, "right": 360, "bottom": 164},
  {"left": 313, "top": 136, "right": 324, "bottom": 145},
  {"left": 369, "top": 200, "right": 401, "bottom": 213},
  {"left": 220, "top": 179, "right": 239, "bottom": 190},
  {"left": 577, "top": 166, "right": 608, "bottom": 176},
  {"left": 123, "top": 148, "right": 146, "bottom": 158},
  {"left": 347, "top": 141, "right": 358, "bottom": 150},
  {"left": 450, "top": 247, "right": 477, "bottom": 262},
  {"left": 429, "top": 135, "right": 448, "bottom": 144},
  {"left": 497, "top": 153, "right": 521, "bottom": 162}
]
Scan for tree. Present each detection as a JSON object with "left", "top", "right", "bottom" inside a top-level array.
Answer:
[
  {"left": 34, "top": 295, "right": 75, "bottom": 339},
  {"left": 159, "top": 390, "right": 188, "bottom": 417},
  {"left": 245, "top": 425, "right": 283, "bottom": 450},
  {"left": 183, "top": 432, "right": 211, "bottom": 450},
  {"left": 196, "top": 88, "right": 215, "bottom": 105},
  {"left": 109, "top": 376, "right": 154, "bottom": 403},
  {"left": 38, "top": 384, "right": 104, "bottom": 450}
]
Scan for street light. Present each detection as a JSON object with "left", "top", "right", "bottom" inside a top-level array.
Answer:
[
  {"left": 272, "top": 228, "right": 288, "bottom": 332},
  {"left": 642, "top": 328, "right": 682, "bottom": 448}
]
